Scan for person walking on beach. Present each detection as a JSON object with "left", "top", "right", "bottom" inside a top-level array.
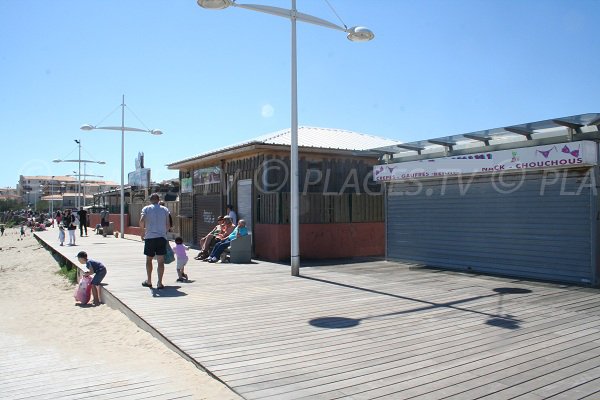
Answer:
[
  {"left": 0, "top": 225, "right": 4, "bottom": 236},
  {"left": 64, "top": 209, "right": 77, "bottom": 246},
  {"left": 76, "top": 251, "right": 107, "bottom": 306},
  {"left": 77, "top": 207, "right": 88, "bottom": 237},
  {"left": 19, "top": 224, "right": 25, "bottom": 240},
  {"left": 55, "top": 210, "right": 62, "bottom": 226},
  {"left": 139, "top": 193, "right": 170, "bottom": 290},
  {"left": 58, "top": 224, "right": 65, "bottom": 246}
]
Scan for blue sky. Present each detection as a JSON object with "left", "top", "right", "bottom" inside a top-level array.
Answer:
[{"left": 1, "top": 0, "right": 599, "bottom": 188}]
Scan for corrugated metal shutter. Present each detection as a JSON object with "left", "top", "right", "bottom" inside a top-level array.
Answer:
[
  {"left": 193, "top": 194, "right": 221, "bottom": 246},
  {"left": 386, "top": 169, "right": 595, "bottom": 285}
]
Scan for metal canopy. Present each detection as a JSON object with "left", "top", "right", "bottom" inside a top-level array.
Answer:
[
  {"left": 462, "top": 134, "right": 491, "bottom": 145},
  {"left": 372, "top": 113, "right": 600, "bottom": 156},
  {"left": 503, "top": 127, "right": 534, "bottom": 140}
]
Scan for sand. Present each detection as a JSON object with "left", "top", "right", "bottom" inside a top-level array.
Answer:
[{"left": 0, "top": 227, "right": 241, "bottom": 399}]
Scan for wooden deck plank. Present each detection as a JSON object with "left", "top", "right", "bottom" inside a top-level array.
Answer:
[
  {"left": 548, "top": 377, "right": 600, "bottom": 400},
  {"left": 237, "top": 327, "right": 600, "bottom": 399},
  {"left": 31, "top": 231, "right": 600, "bottom": 400}
]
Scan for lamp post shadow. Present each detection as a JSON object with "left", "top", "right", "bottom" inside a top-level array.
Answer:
[{"left": 305, "top": 276, "right": 532, "bottom": 331}]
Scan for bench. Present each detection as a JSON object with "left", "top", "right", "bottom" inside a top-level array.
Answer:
[
  {"left": 221, "top": 234, "right": 252, "bottom": 263},
  {"left": 98, "top": 222, "right": 114, "bottom": 237}
]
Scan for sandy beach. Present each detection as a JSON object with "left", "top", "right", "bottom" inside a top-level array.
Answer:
[{"left": 0, "top": 227, "right": 241, "bottom": 400}]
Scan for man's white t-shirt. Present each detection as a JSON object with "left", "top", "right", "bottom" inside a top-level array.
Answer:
[{"left": 141, "top": 203, "right": 170, "bottom": 239}]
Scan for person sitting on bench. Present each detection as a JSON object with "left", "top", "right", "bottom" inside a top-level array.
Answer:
[
  {"left": 206, "top": 219, "right": 248, "bottom": 263},
  {"left": 195, "top": 216, "right": 224, "bottom": 260}
]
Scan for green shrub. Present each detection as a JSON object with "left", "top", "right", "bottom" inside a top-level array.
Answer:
[{"left": 58, "top": 263, "right": 78, "bottom": 284}]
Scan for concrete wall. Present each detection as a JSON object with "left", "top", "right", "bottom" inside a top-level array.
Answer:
[{"left": 254, "top": 222, "right": 384, "bottom": 261}]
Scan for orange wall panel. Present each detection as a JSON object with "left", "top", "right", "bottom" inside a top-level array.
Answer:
[{"left": 254, "top": 222, "right": 384, "bottom": 261}]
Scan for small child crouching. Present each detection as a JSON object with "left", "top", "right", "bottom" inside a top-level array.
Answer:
[
  {"left": 76, "top": 251, "right": 107, "bottom": 306},
  {"left": 173, "top": 237, "right": 190, "bottom": 282}
]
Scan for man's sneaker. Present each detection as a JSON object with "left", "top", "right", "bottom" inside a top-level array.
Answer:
[{"left": 182, "top": 273, "right": 188, "bottom": 280}]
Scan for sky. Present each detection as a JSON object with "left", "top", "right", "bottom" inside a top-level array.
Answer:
[{"left": 1, "top": 0, "right": 599, "bottom": 188}]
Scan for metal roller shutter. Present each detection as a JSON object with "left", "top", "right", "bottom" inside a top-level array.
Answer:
[{"left": 386, "top": 169, "right": 595, "bottom": 285}]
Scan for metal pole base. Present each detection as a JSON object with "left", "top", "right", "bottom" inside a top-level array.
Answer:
[{"left": 291, "top": 256, "right": 300, "bottom": 276}]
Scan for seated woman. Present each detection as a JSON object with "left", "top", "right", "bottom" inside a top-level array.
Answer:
[
  {"left": 206, "top": 219, "right": 248, "bottom": 263},
  {"left": 195, "top": 216, "right": 225, "bottom": 260},
  {"left": 198, "top": 216, "right": 235, "bottom": 260}
]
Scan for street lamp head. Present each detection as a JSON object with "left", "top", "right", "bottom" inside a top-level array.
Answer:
[
  {"left": 52, "top": 159, "right": 62, "bottom": 163},
  {"left": 346, "top": 26, "right": 375, "bottom": 42},
  {"left": 150, "top": 129, "right": 163, "bottom": 136},
  {"left": 80, "top": 124, "right": 95, "bottom": 131},
  {"left": 197, "top": 0, "right": 233, "bottom": 9}
]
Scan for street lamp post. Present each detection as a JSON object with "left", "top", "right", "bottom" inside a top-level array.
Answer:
[
  {"left": 33, "top": 189, "right": 42, "bottom": 212},
  {"left": 197, "top": 0, "right": 374, "bottom": 276},
  {"left": 76, "top": 139, "right": 81, "bottom": 208},
  {"left": 54, "top": 139, "right": 105, "bottom": 209},
  {"left": 50, "top": 176, "right": 55, "bottom": 224},
  {"left": 66, "top": 171, "right": 104, "bottom": 207},
  {"left": 81, "top": 95, "right": 163, "bottom": 239}
]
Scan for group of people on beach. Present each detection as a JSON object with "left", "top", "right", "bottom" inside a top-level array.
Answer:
[
  {"left": 54, "top": 207, "right": 96, "bottom": 246},
  {"left": 139, "top": 198, "right": 247, "bottom": 288},
  {"left": 64, "top": 194, "right": 248, "bottom": 307}
]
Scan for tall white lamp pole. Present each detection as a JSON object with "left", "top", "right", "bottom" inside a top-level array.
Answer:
[
  {"left": 197, "top": 0, "right": 374, "bottom": 276},
  {"left": 53, "top": 141, "right": 105, "bottom": 210},
  {"left": 50, "top": 176, "right": 55, "bottom": 223},
  {"left": 81, "top": 95, "right": 163, "bottom": 239}
]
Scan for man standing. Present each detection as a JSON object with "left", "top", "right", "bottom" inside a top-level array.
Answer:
[
  {"left": 139, "top": 193, "right": 170, "bottom": 290},
  {"left": 77, "top": 207, "right": 88, "bottom": 237}
]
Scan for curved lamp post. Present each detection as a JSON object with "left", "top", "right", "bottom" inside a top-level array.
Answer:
[
  {"left": 66, "top": 172, "right": 105, "bottom": 207},
  {"left": 54, "top": 143, "right": 106, "bottom": 209},
  {"left": 197, "top": 0, "right": 374, "bottom": 276},
  {"left": 81, "top": 95, "right": 163, "bottom": 238}
]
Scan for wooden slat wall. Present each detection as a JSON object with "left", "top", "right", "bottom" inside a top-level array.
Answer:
[
  {"left": 164, "top": 200, "right": 179, "bottom": 233},
  {"left": 179, "top": 192, "right": 193, "bottom": 217},
  {"left": 178, "top": 153, "right": 384, "bottom": 227},
  {"left": 352, "top": 193, "right": 384, "bottom": 222},
  {"left": 257, "top": 192, "right": 383, "bottom": 224},
  {"left": 129, "top": 202, "right": 143, "bottom": 226}
]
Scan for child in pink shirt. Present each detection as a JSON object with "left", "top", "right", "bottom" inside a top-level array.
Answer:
[{"left": 173, "top": 236, "right": 189, "bottom": 282}]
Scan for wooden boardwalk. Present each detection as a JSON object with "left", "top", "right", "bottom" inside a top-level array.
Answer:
[
  {"left": 33, "top": 231, "right": 600, "bottom": 399},
  {"left": 1, "top": 331, "right": 194, "bottom": 400}
]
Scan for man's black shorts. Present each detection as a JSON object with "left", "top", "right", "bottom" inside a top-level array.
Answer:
[{"left": 144, "top": 237, "right": 167, "bottom": 257}]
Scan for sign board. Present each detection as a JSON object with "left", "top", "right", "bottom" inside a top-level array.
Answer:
[
  {"left": 181, "top": 177, "right": 193, "bottom": 193},
  {"left": 128, "top": 152, "right": 150, "bottom": 188},
  {"left": 374, "top": 141, "right": 598, "bottom": 182},
  {"left": 193, "top": 166, "right": 221, "bottom": 186}
]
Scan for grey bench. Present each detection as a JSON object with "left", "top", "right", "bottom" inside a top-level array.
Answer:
[{"left": 221, "top": 234, "right": 252, "bottom": 263}]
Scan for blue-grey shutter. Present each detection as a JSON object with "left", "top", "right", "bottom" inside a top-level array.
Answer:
[{"left": 386, "top": 169, "right": 596, "bottom": 285}]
